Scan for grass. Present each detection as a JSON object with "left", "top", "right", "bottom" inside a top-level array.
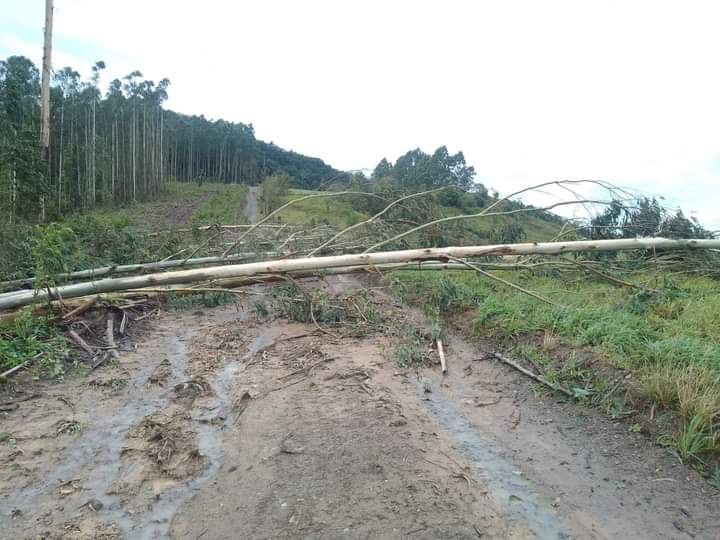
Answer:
[
  {"left": 85, "top": 181, "right": 249, "bottom": 230},
  {"left": 190, "top": 184, "right": 248, "bottom": 226},
  {"left": 436, "top": 205, "right": 560, "bottom": 243},
  {"left": 56, "top": 420, "right": 82, "bottom": 436},
  {"left": 389, "top": 268, "right": 720, "bottom": 472},
  {"left": 0, "top": 309, "right": 68, "bottom": 375},
  {"left": 389, "top": 324, "right": 434, "bottom": 368},
  {"left": 677, "top": 416, "right": 717, "bottom": 463},
  {"left": 271, "top": 189, "right": 369, "bottom": 228}
]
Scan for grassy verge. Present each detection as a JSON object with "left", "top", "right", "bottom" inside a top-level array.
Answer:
[
  {"left": 272, "top": 189, "right": 369, "bottom": 228},
  {"left": 189, "top": 184, "right": 248, "bottom": 226},
  {"left": 84, "top": 181, "right": 248, "bottom": 230},
  {"left": 0, "top": 308, "right": 69, "bottom": 377},
  {"left": 389, "top": 269, "right": 720, "bottom": 482}
]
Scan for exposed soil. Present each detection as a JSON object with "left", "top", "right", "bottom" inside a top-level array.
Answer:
[
  {"left": 144, "top": 190, "right": 215, "bottom": 231},
  {"left": 1, "top": 278, "right": 719, "bottom": 539}
]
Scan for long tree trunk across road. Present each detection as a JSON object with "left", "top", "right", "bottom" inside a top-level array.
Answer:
[{"left": 0, "top": 238, "right": 718, "bottom": 310}]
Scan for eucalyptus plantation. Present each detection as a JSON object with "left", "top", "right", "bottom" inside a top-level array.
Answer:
[{"left": 0, "top": 56, "right": 339, "bottom": 223}]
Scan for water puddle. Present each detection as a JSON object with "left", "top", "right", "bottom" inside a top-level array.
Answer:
[{"left": 416, "top": 378, "right": 574, "bottom": 540}]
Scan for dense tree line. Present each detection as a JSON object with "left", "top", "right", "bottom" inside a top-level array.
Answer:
[
  {"left": 0, "top": 55, "right": 340, "bottom": 222},
  {"left": 585, "top": 197, "right": 713, "bottom": 240},
  {"left": 372, "top": 146, "right": 477, "bottom": 192},
  {"left": 369, "top": 147, "right": 563, "bottom": 228}
]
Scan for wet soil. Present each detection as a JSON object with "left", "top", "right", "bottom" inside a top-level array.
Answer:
[{"left": 1, "top": 281, "right": 719, "bottom": 539}]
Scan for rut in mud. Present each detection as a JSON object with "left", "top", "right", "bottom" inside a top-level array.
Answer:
[{"left": 1, "top": 277, "right": 719, "bottom": 539}]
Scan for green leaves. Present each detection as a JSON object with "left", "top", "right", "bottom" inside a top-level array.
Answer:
[
  {"left": 32, "top": 224, "right": 80, "bottom": 289},
  {"left": 0, "top": 308, "right": 67, "bottom": 373}
]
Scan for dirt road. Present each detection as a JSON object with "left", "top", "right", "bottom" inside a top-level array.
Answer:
[
  {"left": 245, "top": 186, "right": 259, "bottom": 224},
  {"left": 1, "top": 278, "right": 718, "bottom": 539}
]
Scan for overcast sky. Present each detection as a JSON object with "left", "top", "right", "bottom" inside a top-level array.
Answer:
[{"left": 2, "top": 0, "right": 719, "bottom": 229}]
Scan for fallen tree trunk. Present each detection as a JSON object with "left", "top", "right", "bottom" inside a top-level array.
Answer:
[
  {"left": 0, "top": 252, "right": 269, "bottom": 290},
  {"left": 0, "top": 237, "right": 717, "bottom": 310},
  {"left": 144, "top": 224, "right": 290, "bottom": 237}
]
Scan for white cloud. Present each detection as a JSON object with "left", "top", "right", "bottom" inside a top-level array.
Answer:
[{"left": 2, "top": 0, "right": 719, "bottom": 228}]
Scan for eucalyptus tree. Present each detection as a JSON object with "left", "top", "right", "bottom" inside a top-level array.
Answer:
[{"left": 0, "top": 56, "right": 43, "bottom": 222}]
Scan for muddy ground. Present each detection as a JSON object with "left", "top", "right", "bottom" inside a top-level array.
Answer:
[{"left": 1, "top": 277, "right": 719, "bottom": 539}]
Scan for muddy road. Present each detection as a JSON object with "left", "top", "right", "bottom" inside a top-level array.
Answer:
[
  {"left": 1, "top": 278, "right": 719, "bottom": 539},
  {"left": 244, "top": 186, "right": 259, "bottom": 225}
]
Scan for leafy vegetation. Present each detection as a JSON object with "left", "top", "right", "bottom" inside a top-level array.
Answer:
[
  {"left": 266, "top": 284, "right": 384, "bottom": 336},
  {"left": 259, "top": 174, "right": 290, "bottom": 216},
  {"left": 190, "top": 184, "right": 249, "bottom": 225},
  {"left": 0, "top": 309, "right": 67, "bottom": 375},
  {"left": 585, "top": 198, "right": 713, "bottom": 240},
  {"left": 272, "top": 189, "right": 369, "bottom": 228},
  {"left": 389, "top": 324, "right": 434, "bottom": 368}
]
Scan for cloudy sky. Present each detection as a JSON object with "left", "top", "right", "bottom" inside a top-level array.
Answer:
[{"left": 2, "top": 0, "right": 719, "bottom": 229}]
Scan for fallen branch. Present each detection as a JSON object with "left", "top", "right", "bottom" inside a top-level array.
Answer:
[
  {"left": 364, "top": 179, "right": 631, "bottom": 253},
  {"left": 0, "top": 361, "right": 29, "bottom": 378},
  {"left": 67, "top": 330, "right": 95, "bottom": 356},
  {"left": 308, "top": 187, "right": 447, "bottom": 256},
  {"left": 571, "top": 260, "right": 658, "bottom": 293},
  {"left": 445, "top": 255, "right": 558, "bottom": 306},
  {"left": 437, "top": 338, "right": 448, "bottom": 374},
  {"left": 61, "top": 298, "right": 97, "bottom": 321},
  {"left": 145, "top": 224, "right": 288, "bottom": 237},
  {"left": 106, "top": 319, "right": 120, "bottom": 361},
  {"left": 365, "top": 198, "right": 614, "bottom": 253},
  {"left": 492, "top": 352, "right": 573, "bottom": 397}
]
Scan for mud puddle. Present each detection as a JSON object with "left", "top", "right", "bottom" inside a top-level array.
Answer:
[
  {"left": 416, "top": 377, "right": 573, "bottom": 539},
  {"left": 2, "top": 333, "right": 191, "bottom": 519},
  {"left": 118, "top": 323, "right": 281, "bottom": 539},
  {"left": 0, "top": 305, "right": 273, "bottom": 538}
]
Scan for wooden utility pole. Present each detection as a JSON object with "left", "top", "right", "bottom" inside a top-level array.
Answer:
[{"left": 40, "top": 0, "right": 53, "bottom": 162}]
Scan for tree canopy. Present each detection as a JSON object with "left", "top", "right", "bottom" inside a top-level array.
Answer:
[
  {"left": 372, "top": 146, "right": 476, "bottom": 191},
  {"left": 586, "top": 197, "right": 713, "bottom": 240}
]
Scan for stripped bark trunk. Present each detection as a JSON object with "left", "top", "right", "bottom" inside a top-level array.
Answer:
[
  {"left": 0, "top": 252, "right": 267, "bottom": 289},
  {"left": 437, "top": 339, "right": 447, "bottom": 374},
  {"left": 0, "top": 238, "right": 718, "bottom": 310}
]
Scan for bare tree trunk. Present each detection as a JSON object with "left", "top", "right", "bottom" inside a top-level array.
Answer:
[
  {"left": 40, "top": 0, "right": 53, "bottom": 161},
  {"left": 10, "top": 166, "right": 16, "bottom": 225},
  {"left": 39, "top": 0, "right": 53, "bottom": 220},
  {"left": 57, "top": 100, "right": 64, "bottom": 212}
]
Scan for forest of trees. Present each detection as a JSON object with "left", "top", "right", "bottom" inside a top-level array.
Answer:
[{"left": 0, "top": 55, "right": 340, "bottom": 222}]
